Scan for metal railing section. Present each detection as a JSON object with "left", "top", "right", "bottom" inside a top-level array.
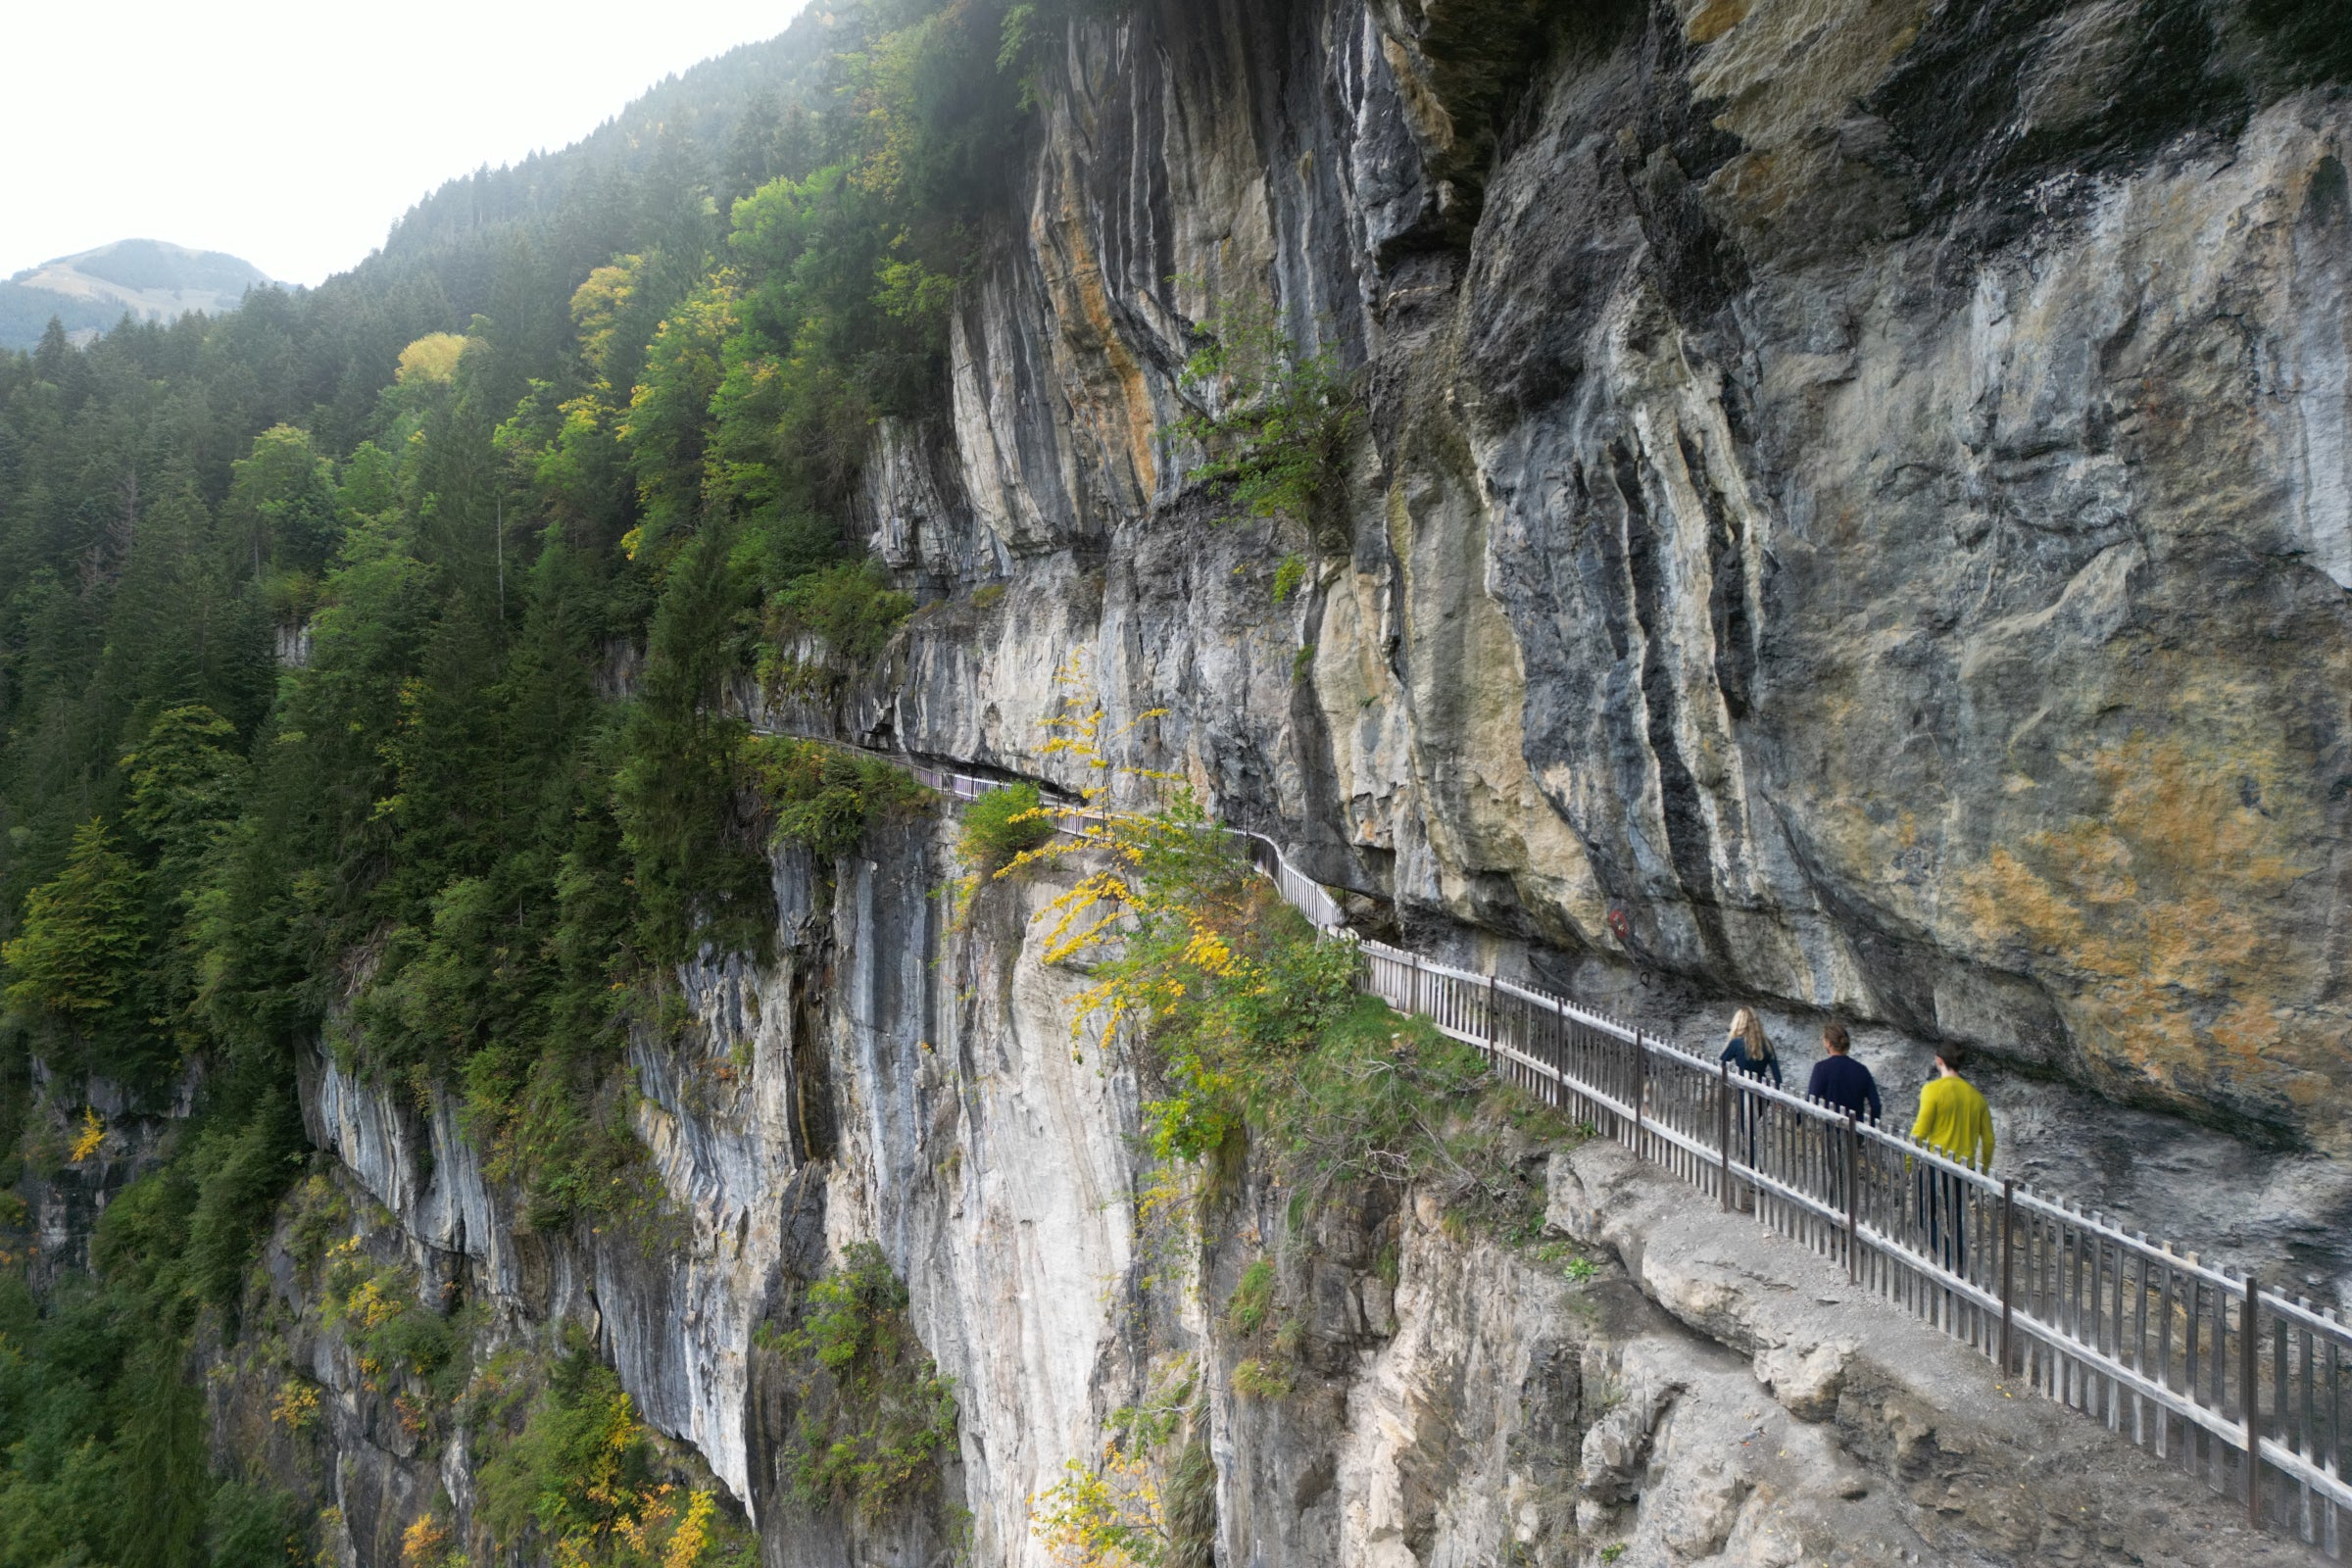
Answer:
[
  {"left": 900, "top": 759, "right": 1349, "bottom": 931},
  {"left": 898, "top": 750, "right": 2349, "bottom": 1554}
]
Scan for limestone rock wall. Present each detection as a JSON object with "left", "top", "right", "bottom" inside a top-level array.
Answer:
[
  {"left": 828, "top": 0, "right": 2352, "bottom": 1161},
  {"left": 253, "top": 812, "right": 2312, "bottom": 1568}
]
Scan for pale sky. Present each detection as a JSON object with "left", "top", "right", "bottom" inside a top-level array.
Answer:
[{"left": 1, "top": 1, "right": 815, "bottom": 287}]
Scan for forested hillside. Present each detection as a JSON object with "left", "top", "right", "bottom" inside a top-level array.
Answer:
[{"left": 0, "top": 4, "right": 1102, "bottom": 1558}]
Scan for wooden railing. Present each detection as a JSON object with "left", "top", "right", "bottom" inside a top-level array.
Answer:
[{"left": 898, "top": 751, "right": 2350, "bottom": 1555}]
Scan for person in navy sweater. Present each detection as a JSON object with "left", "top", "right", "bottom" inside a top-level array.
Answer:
[{"left": 1804, "top": 1020, "right": 1881, "bottom": 1122}]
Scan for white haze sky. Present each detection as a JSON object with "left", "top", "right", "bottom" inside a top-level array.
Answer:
[{"left": 2, "top": 0, "right": 815, "bottom": 287}]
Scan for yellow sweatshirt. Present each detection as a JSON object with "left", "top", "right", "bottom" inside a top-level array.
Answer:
[{"left": 1911, "top": 1075, "right": 1994, "bottom": 1169}]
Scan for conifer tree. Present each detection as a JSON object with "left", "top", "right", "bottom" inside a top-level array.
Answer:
[{"left": 1, "top": 818, "right": 144, "bottom": 1032}]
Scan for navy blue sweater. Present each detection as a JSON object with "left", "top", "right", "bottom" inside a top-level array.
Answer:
[
  {"left": 1805, "top": 1054, "right": 1883, "bottom": 1122},
  {"left": 1720, "top": 1039, "right": 1782, "bottom": 1088}
]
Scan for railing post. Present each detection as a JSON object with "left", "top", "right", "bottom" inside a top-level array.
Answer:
[
  {"left": 1487, "top": 971, "right": 1498, "bottom": 1054},
  {"left": 1631, "top": 1032, "right": 1645, "bottom": 1156},
  {"left": 2245, "top": 1273, "right": 2262, "bottom": 1527},
  {"left": 1718, "top": 1057, "right": 1734, "bottom": 1211},
  {"left": 2000, "top": 1178, "right": 2016, "bottom": 1374},
  {"left": 1845, "top": 1115, "right": 1861, "bottom": 1284},
  {"left": 1409, "top": 952, "right": 1421, "bottom": 1019}
]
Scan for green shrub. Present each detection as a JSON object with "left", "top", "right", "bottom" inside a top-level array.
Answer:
[
  {"left": 1062, "top": 798, "right": 1576, "bottom": 1233},
  {"left": 473, "top": 1341, "right": 752, "bottom": 1566},
  {"left": 1270, "top": 554, "right": 1306, "bottom": 604},
  {"left": 1169, "top": 300, "right": 1362, "bottom": 542},
  {"left": 317, "top": 1245, "right": 469, "bottom": 1413},
  {"left": 773, "top": 1242, "right": 959, "bottom": 1522},
  {"left": 763, "top": 563, "right": 915, "bottom": 689},
  {"left": 959, "top": 783, "right": 1055, "bottom": 873},
  {"left": 741, "top": 738, "right": 932, "bottom": 862},
  {"left": 477, "top": 1347, "right": 655, "bottom": 1549}
]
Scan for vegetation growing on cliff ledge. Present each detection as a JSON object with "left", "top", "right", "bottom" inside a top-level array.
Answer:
[
  {"left": 764, "top": 1242, "right": 960, "bottom": 1524},
  {"left": 1033, "top": 783, "right": 1568, "bottom": 1234},
  {"left": 1030, "top": 1358, "right": 1212, "bottom": 1568},
  {"left": 470, "top": 1340, "right": 754, "bottom": 1567},
  {"left": 1170, "top": 298, "right": 1362, "bottom": 549},
  {"left": 957, "top": 780, "right": 1057, "bottom": 875}
]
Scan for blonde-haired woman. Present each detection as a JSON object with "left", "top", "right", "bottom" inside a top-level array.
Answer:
[
  {"left": 1721, "top": 1007, "right": 1781, "bottom": 1205},
  {"left": 1720, "top": 1006, "right": 1782, "bottom": 1087}
]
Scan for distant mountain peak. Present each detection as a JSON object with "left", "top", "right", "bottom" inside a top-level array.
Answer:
[{"left": 2, "top": 238, "right": 272, "bottom": 352}]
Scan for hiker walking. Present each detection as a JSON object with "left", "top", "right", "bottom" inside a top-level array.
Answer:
[
  {"left": 1720, "top": 1007, "right": 1781, "bottom": 1087},
  {"left": 1721, "top": 1007, "right": 1780, "bottom": 1195},
  {"left": 1806, "top": 1020, "right": 1878, "bottom": 1238},
  {"left": 1910, "top": 1045, "right": 1993, "bottom": 1272},
  {"left": 1804, "top": 1020, "right": 1880, "bottom": 1122}
]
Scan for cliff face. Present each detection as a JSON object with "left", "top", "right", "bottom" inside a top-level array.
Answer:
[
  {"left": 850, "top": 0, "right": 2352, "bottom": 1155},
  {"left": 190, "top": 2, "right": 2352, "bottom": 1563},
  {"left": 250, "top": 820, "right": 2306, "bottom": 1568}
]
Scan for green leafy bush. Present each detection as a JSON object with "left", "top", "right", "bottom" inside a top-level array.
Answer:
[
  {"left": 959, "top": 783, "right": 1056, "bottom": 873},
  {"left": 741, "top": 738, "right": 932, "bottom": 862},
  {"left": 1170, "top": 300, "right": 1362, "bottom": 543},
  {"left": 772, "top": 1242, "right": 960, "bottom": 1522},
  {"left": 762, "top": 563, "right": 916, "bottom": 693},
  {"left": 1270, "top": 554, "right": 1307, "bottom": 604},
  {"left": 1056, "top": 796, "right": 1575, "bottom": 1233},
  {"left": 473, "top": 1342, "right": 749, "bottom": 1565}
]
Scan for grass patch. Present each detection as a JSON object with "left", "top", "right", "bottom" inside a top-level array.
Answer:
[
  {"left": 1223, "top": 1260, "right": 1276, "bottom": 1337},
  {"left": 1229, "top": 1358, "right": 1293, "bottom": 1401}
]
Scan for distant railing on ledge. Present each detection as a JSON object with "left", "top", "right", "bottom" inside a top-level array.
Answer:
[
  {"left": 896, "top": 750, "right": 2347, "bottom": 1555},
  {"left": 898, "top": 758, "right": 1350, "bottom": 931}
]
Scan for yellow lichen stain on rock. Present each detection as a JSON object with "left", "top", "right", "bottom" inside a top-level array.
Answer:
[
  {"left": 1057, "top": 205, "right": 1159, "bottom": 497},
  {"left": 1686, "top": 0, "right": 1751, "bottom": 45},
  {"left": 1031, "top": 123, "right": 1160, "bottom": 510},
  {"left": 1380, "top": 34, "right": 1457, "bottom": 155},
  {"left": 1953, "top": 727, "right": 2320, "bottom": 1114}
]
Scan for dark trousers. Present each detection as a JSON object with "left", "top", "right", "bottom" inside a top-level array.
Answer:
[{"left": 1918, "top": 1168, "right": 1966, "bottom": 1272}]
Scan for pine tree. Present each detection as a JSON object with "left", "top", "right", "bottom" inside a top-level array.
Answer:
[{"left": 1, "top": 817, "right": 144, "bottom": 1027}]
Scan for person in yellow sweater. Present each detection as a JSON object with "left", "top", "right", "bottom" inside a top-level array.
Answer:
[
  {"left": 1911, "top": 1046, "right": 1994, "bottom": 1169},
  {"left": 1910, "top": 1046, "right": 1994, "bottom": 1272}
]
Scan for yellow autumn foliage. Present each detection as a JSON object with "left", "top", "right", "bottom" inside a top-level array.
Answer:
[
  {"left": 395, "top": 333, "right": 467, "bottom": 386},
  {"left": 1031, "top": 1446, "right": 1166, "bottom": 1568}
]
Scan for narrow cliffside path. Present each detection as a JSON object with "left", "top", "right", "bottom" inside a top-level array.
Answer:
[{"left": 876, "top": 740, "right": 2351, "bottom": 1561}]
